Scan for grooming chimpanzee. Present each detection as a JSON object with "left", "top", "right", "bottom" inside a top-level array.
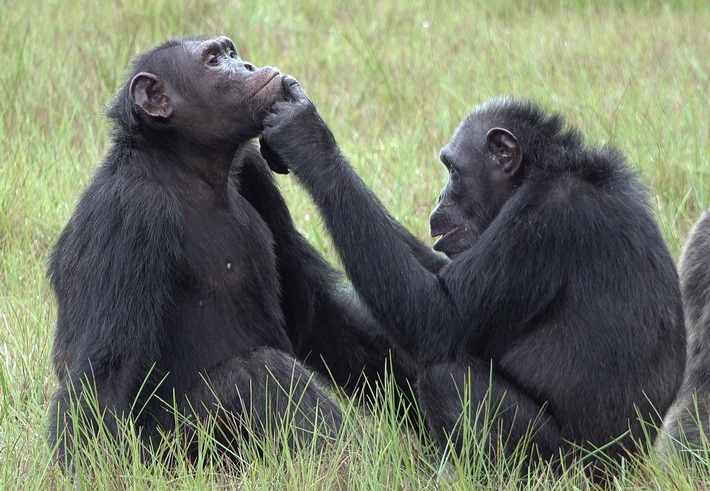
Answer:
[
  {"left": 260, "top": 80, "right": 686, "bottom": 471},
  {"left": 47, "top": 37, "right": 409, "bottom": 468},
  {"left": 662, "top": 210, "right": 710, "bottom": 449}
]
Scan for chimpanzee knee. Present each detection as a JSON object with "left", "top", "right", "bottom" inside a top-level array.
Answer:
[{"left": 179, "top": 347, "right": 342, "bottom": 457}]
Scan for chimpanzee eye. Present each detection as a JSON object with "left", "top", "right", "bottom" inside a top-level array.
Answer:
[
  {"left": 229, "top": 49, "right": 238, "bottom": 59},
  {"left": 206, "top": 54, "right": 219, "bottom": 66}
]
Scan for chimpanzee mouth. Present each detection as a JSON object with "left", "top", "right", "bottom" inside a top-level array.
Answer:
[
  {"left": 431, "top": 225, "right": 458, "bottom": 240},
  {"left": 253, "top": 69, "right": 281, "bottom": 96},
  {"left": 431, "top": 226, "right": 459, "bottom": 250}
]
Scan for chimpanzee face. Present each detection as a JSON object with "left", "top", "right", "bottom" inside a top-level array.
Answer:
[
  {"left": 129, "top": 36, "right": 285, "bottom": 144},
  {"left": 429, "top": 116, "right": 521, "bottom": 259}
]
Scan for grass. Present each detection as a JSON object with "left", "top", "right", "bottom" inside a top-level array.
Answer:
[{"left": 1, "top": 0, "right": 709, "bottom": 488}]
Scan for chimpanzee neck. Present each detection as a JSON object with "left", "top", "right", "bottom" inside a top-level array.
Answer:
[{"left": 165, "top": 139, "right": 238, "bottom": 189}]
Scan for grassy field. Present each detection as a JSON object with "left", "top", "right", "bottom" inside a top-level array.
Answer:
[{"left": 1, "top": 0, "right": 709, "bottom": 488}]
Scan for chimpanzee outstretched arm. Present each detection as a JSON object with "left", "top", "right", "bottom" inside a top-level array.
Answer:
[
  {"left": 389, "top": 218, "right": 450, "bottom": 274},
  {"left": 237, "top": 142, "right": 446, "bottom": 275},
  {"left": 48, "top": 165, "right": 183, "bottom": 462},
  {"left": 234, "top": 143, "right": 415, "bottom": 392},
  {"left": 259, "top": 83, "right": 564, "bottom": 363},
  {"left": 259, "top": 97, "right": 460, "bottom": 360}
]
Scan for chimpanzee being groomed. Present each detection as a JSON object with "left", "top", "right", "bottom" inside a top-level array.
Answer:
[
  {"left": 47, "top": 37, "right": 409, "bottom": 468},
  {"left": 662, "top": 210, "right": 710, "bottom": 449},
  {"left": 260, "top": 81, "right": 687, "bottom": 471}
]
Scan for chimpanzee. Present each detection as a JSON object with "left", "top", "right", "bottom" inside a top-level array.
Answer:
[
  {"left": 47, "top": 37, "right": 411, "bottom": 468},
  {"left": 662, "top": 210, "right": 710, "bottom": 449},
  {"left": 260, "top": 81, "right": 687, "bottom": 471}
]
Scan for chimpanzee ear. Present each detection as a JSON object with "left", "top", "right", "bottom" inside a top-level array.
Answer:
[
  {"left": 486, "top": 127, "right": 521, "bottom": 176},
  {"left": 129, "top": 72, "right": 173, "bottom": 119}
]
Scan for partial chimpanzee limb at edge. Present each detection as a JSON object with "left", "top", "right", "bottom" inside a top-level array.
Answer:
[{"left": 661, "top": 210, "right": 710, "bottom": 451}]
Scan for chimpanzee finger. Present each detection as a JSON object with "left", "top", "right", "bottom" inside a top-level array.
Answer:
[{"left": 281, "top": 75, "right": 307, "bottom": 102}]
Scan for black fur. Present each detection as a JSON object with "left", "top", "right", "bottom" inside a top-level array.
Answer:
[
  {"left": 261, "top": 89, "right": 686, "bottom": 472},
  {"left": 47, "top": 38, "right": 410, "bottom": 468}
]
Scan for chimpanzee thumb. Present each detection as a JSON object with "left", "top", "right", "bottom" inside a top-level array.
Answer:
[{"left": 259, "top": 136, "right": 289, "bottom": 174}]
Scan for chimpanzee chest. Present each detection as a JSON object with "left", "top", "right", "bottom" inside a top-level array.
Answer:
[
  {"left": 174, "top": 191, "right": 287, "bottom": 348},
  {"left": 155, "top": 189, "right": 291, "bottom": 399},
  {"left": 185, "top": 199, "right": 277, "bottom": 290}
]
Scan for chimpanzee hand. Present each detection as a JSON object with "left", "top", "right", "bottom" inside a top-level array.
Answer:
[{"left": 260, "top": 76, "right": 338, "bottom": 176}]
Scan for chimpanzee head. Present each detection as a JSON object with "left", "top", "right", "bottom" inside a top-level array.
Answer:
[
  {"left": 109, "top": 36, "right": 285, "bottom": 145},
  {"left": 429, "top": 98, "right": 588, "bottom": 258},
  {"left": 429, "top": 106, "right": 522, "bottom": 258}
]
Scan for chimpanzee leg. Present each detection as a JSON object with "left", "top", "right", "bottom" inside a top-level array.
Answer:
[
  {"left": 177, "top": 347, "right": 342, "bottom": 458},
  {"left": 417, "top": 359, "right": 561, "bottom": 461}
]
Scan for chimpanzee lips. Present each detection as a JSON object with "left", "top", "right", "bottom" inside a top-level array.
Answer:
[
  {"left": 431, "top": 226, "right": 459, "bottom": 251},
  {"left": 430, "top": 224, "right": 458, "bottom": 240},
  {"left": 251, "top": 68, "right": 281, "bottom": 98}
]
